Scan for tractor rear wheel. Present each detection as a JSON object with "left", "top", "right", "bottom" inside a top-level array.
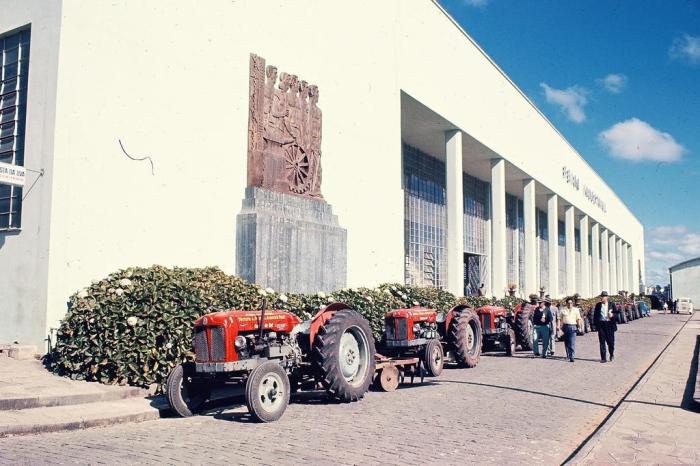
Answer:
[
  {"left": 514, "top": 309, "right": 534, "bottom": 351},
  {"left": 313, "top": 308, "right": 376, "bottom": 402},
  {"left": 245, "top": 361, "right": 290, "bottom": 423},
  {"left": 422, "top": 339, "right": 444, "bottom": 377},
  {"left": 504, "top": 327, "right": 516, "bottom": 356},
  {"left": 166, "top": 363, "right": 211, "bottom": 417},
  {"left": 449, "top": 309, "right": 482, "bottom": 368}
]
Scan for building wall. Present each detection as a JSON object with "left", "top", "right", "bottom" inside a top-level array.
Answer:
[
  {"left": 670, "top": 259, "right": 700, "bottom": 307},
  {"left": 1, "top": 0, "right": 646, "bottom": 346},
  {"left": 0, "top": 0, "right": 62, "bottom": 347}
]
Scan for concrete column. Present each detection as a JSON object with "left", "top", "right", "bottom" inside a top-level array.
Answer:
[
  {"left": 547, "top": 194, "right": 559, "bottom": 298},
  {"left": 621, "top": 242, "right": 628, "bottom": 291},
  {"left": 445, "top": 130, "right": 464, "bottom": 296},
  {"left": 490, "top": 158, "right": 507, "bottom": 297},
  {"left": 565, "top": 205, "right": 576, "bottom": 296},
  {"left": 601, "top": 228, "right": 609, "bottom": 293},
  {"left": 628, "top": 245, "right": 635, "bottom": 293},
  {"left": 579, "top": 215, "right": 590, "bottom": 297},
  {"left": 609, "top": 233, "right": 618, "bottom": 293},
  {"left": 591, "top": 222, "right": 600, "bottom": 295},
  {"left": 616, "top": 238, "right": 624, "bottom": 292},
  {"left": 523, "top": 179, "right": 537, "bottom": 296}
]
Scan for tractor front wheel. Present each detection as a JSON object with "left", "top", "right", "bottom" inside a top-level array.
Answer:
[
  {"left": 313, "top": 308, "right": 376, "bottom": 402},
  {"left": 245, "top": 361, "right": 290, "bottom": 423},
  {"left": 449, "top": 309, "right": 482, "bottom": 368},
  {"left": 166, "top": 363, "right": 211, "bottom": 417},
  {"left": 422, "top": 339, "right": 444, "bottom": 377},
  {"left": 514, "top": 309, "right": 534, "bottom": 351}
]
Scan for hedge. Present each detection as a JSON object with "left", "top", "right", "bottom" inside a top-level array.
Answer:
[{"left": 48, "top": 265, "right": 630, "bottom": 392}]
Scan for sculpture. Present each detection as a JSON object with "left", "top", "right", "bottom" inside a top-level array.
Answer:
[{"left": 247, "top": 54, "right": 323, "bottom": 198}]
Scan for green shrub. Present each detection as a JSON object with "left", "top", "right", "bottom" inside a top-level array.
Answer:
[{"left": 46, "top": 264, "right": 609, "bottom": 392}]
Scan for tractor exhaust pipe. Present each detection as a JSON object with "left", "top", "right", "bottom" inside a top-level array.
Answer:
[{"left": 259, "top": 297, "right": 267, "bottom": 341}]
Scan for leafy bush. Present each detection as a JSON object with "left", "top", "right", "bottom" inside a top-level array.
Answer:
[{"left": 46, "top": 265, "right": 607, "bottom": 392}]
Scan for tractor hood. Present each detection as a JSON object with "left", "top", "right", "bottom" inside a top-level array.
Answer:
[{"left": 195, "top": 309, "right": 301, "bottom": 333}]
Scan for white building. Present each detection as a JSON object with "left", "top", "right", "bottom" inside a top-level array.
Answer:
[
  {"left": 1, "top": 0, "right": 645, "bottom": 348},
  {"left": 670, "top": 258, "right": 700, "bottom": 306}
]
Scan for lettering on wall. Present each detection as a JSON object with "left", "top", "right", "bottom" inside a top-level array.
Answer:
[{"left": 562, "top": 166, "right": 607, "bottom": 213}]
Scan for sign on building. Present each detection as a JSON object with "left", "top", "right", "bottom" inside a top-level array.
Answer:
[{"left": 0, "top": 161, "right": 26, "bottom": 187}]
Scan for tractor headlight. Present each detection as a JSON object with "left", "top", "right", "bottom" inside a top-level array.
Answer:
[
  {"left": 413, "top": 323, "right": 421, "bottom": 333},
  {"left": 234, "top": 335, "right": 247, "bottom": 349}
]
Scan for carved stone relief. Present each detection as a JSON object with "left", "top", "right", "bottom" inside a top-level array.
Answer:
[{"left": 247, "top": 54, "right": 323, "bottom": 198}]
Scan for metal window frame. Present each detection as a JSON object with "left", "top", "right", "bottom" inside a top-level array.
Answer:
[{"left": 0, "top": 27, "right": 29, "bottom": 232}]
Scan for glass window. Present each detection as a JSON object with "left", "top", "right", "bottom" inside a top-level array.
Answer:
[{"left": 0, "top": 28, "right": 29, "bottom": 231}]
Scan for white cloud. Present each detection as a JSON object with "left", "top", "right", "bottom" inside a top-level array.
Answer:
[
  {"left": 598, "top": 118, "right": 686, "bottom": 162},
  {"left": 645, "top": 225, "right": 700, "bottom": 285},
  {"left": 540, "top": 83, "right": 588, "bottom": 123},
  {"left": 597, "top": 73, "right": 628, "bottom": 94},
  {"left": 463, "top": 0, "right": 489, "bottom": 6},
  {"left": 669, "top": 33, "right": 700, "bottom": 65}
]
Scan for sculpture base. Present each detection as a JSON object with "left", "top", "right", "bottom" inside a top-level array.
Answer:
[{"left": 235, "top": 187, "right": 347, "bottom": 293}]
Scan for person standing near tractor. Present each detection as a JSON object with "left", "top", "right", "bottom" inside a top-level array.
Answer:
[
  {"left": 594, "top": 291, "right": 617, "bottom": 363},
  {"left": 545, "top": 295, "right": 560, "bottom": 356},
  {"left": 532, "top": 298, "right": 554, "bottom": 358},
  {"left": 559, "top": 297, "right": 583, "bottom": 363}
]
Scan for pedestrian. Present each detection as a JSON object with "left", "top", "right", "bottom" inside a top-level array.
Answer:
[
  {"left": 559, "top": 297, "right": 583, "bottom": 363},
  {"left": 545, "top": 295, "right": 560, "bottom": 356},
  {"left": 593, "top": 291, "right": 617, "bottom": 363},
  {"left": 663, "top": 301, "right": 668, "bottom": 315},
  {"left": 532, "top": 297, "right": 554, "bottom": 358}
]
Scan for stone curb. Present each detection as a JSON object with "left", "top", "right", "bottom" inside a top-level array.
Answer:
[
  {"left": 0, "top": 386, "right": 148, "bottom": 411},
  {"left": 0, "top": 409, "right": 166, "bottom": 438},
  {"left": 693, "top": 334, "right": 700, "bottom": 411}
]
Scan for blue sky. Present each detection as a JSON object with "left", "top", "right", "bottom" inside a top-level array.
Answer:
[{"left": 438, "top": 0, "right": 700, "bottom": 285}]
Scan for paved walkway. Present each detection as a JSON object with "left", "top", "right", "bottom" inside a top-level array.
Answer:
[
  {"left": 0, "top": 313, "right": 693, "bottom": 465},
  {"left": 571, "top": 311, "right": 700, "bottom": 465}
]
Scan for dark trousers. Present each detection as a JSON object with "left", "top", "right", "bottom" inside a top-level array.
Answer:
[
  {"left": 563, "top": 324, "right": 577, "bottom": 360},
  {"left": 597, "top": 321, "right": 615, "bottom": 360}
]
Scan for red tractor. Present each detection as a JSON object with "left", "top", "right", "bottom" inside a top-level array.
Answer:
[
  {"left": 475, "top": 305, "right": 516, "bottom": 355},
  {"left": 379, "top": 304, "right": 483, "bottom": 376},
  {"left": 166, "top": 302, "right": 376, "bottom": 423}
]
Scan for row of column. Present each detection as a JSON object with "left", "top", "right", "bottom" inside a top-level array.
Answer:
[{"left": 445, "top": 130, "right": 635, "bottom": 298}]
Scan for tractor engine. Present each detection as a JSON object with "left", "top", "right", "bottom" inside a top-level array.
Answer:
[
  {"left": 383, "top": 307, "right": 438, "bottom": 347},
  {"left": 192, "top": 310, "right": 303, "bottom": 372}
]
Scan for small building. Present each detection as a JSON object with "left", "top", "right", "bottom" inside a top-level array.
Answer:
[
  {"left": 669, "top": 258, "right": 700, "bottom": 306},
  {"left": 1, "top": 0, "right": 645, "bottom": 348}
]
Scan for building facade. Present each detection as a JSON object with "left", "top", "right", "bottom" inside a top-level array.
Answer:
[
  {"left": 669, "top": 257, "right": 700, "bottom": 306},
  {"left": 0, "top": 0, "right": 645, "bottom": 348}
]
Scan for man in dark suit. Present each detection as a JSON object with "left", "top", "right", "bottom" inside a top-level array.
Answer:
[{"left": 594, "top": 291, "right": 617, "bottom": 363}]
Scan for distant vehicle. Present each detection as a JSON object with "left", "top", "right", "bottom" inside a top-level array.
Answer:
[{"left": 676, "top": 298, "right": 694, "bottom": 315}]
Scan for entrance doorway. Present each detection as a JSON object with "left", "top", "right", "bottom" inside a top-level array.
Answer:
[{"left": 464, "top": 253, "right": 483, "bottom": 296}]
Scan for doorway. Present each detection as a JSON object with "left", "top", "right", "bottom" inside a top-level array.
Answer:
[{"left": 464, "top": 253, "right": 483, "bottom": 296}]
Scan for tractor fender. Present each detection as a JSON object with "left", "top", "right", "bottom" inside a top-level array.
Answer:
[
  {"left": 308, "top": 302, "right": 354, "bottom": 349},
  {"left": 445, "top": 303, "right": 473, "bottom": 331}
]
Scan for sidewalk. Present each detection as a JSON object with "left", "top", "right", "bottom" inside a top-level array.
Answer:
[
  {"left": 572, "top": 312, "right": 700, "bottom": 465},
  {"left": 0, "top": 358, "right": 165, "bottom": 436}
]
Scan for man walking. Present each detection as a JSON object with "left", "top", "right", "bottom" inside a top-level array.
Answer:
[
  {"left": 533, "top": 298, "right": 554, "bottom": 358},
  {"left": 559, "top": 297, "right": 583, "bottom": 362},
  {"left": 545, "top": 295, "right": 560, "bottom": 356},
  {"left": 594, "top": 291, "right": 617, "bottom": 363}
]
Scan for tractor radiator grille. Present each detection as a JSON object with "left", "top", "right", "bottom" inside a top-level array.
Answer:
[
  {"left": 385, "top": 317, "right": 408, "bottom": 340},
  {"left": 193, "top": 327, "right": 209, "bottom": 362},
  {"left": 480, "top": 314, "right": 491, "bottom": 331},
  {"left": 209, "top": 326, "right": 226, "bottom": 361}
]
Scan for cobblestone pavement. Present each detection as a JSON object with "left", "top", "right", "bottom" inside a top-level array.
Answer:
[
  {"left": 0, "top": 313, "right": 691, "bottom": 465},
  {"left": 572, "top": 312, "right": 700, "bottom": 465}
]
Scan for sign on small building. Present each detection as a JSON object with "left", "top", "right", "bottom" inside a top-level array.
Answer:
[{"left": 0, "top": 161, "right": 26, "bottom": 187}]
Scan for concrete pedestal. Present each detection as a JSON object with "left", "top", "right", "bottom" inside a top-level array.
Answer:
[{"left": 235, "top": 187, "right": 347, "bottom": 293}]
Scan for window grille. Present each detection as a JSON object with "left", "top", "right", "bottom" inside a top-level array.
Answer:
[
  {"left": 558, "top": 220, "right": 566, "bottom": 296},
  {"left": 403, "top": 144, "right": 446, "bottom": 289},
  {"left": 0, "top": 28, "right": 30, "bottom": 231}
]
